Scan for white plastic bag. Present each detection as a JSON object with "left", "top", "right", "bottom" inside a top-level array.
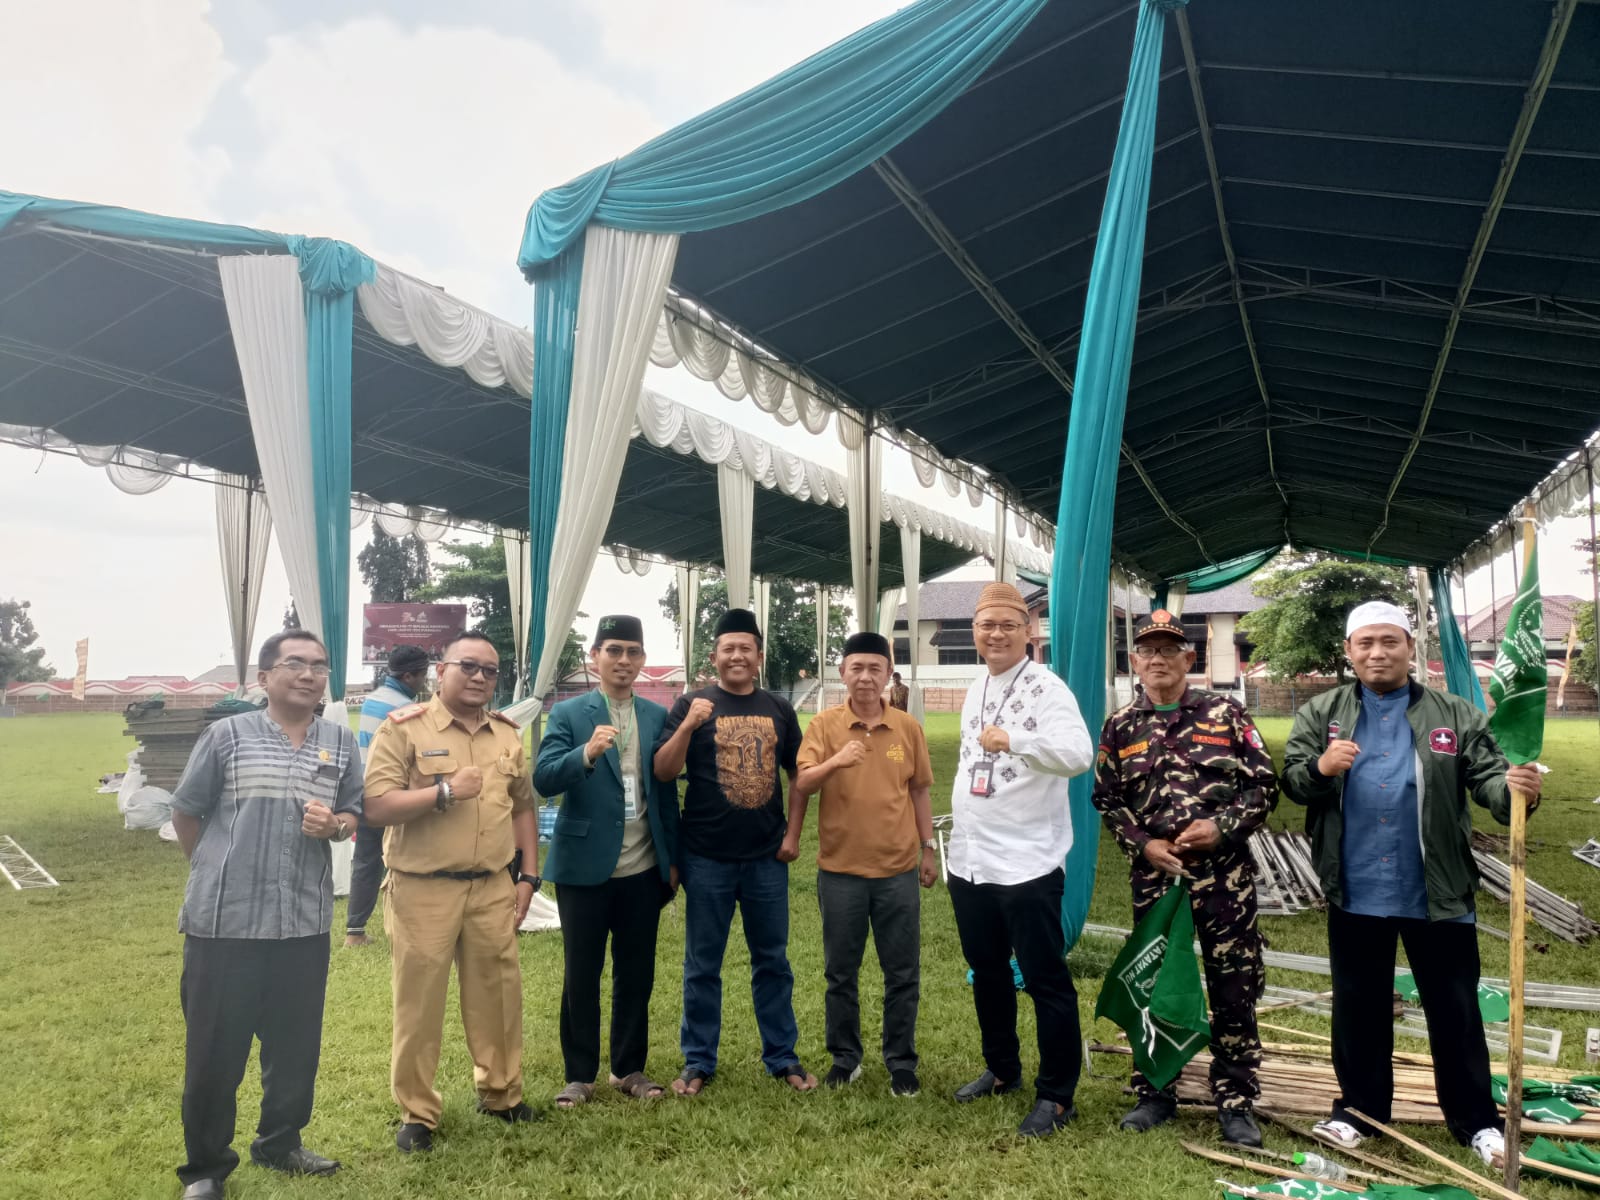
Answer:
[
  {"left": 115, "top": 750, "right": 146, "bottom": 814},
  {"left": 123, "top": 785, "right": 173, "bottom": 831}
]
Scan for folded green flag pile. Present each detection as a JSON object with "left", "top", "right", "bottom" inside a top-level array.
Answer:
[
  {"left": 1525, "top": 1136, "right": 1600, "bottom": 1190},
  {"left": 1393, "top": 973, "right": 1510, "bottom": 1022},
  {"left": 1491, "top": 1075, "right": 1599, "bottom": 1122},
  {"left": 1096, "top": 880, "right": 1210, "bottom": 1089}
]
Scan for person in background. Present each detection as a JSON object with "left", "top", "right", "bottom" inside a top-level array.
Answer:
[
  {"left": 888, "top": 672, "right": 910, "bottom": 713},
  {"left": 346, "top": 644, "right": 430, "bottom": 947},
  {"left": 170, "top": 629, "right": 362, "bottom": 1198}
]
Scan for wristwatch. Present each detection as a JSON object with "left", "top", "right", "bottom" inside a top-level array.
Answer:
[
  {"left": 434, "top": 777, "right": 455, "bottom": 812},
  {"left": 332, "top": 816, "right": 354, "bottom": 842},
  {"left": 516, "top": 872, "right": 542, "bottom": 890},
  {"left": 920, "top": 838, "right": 936, "bottom": 851}
]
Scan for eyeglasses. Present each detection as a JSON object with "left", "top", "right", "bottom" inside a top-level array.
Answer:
[
  {"left": 1132, "top": 643, "right": 1189, "bottom": 659},
  {"left": 974, "top": 621, "right": 1026, "bottom": 635},
  {"left": 271, "top": 658, "right": 331, "bottom": 677},
  {"left": 443, "top": 659, "right": 500, "bottom": 680},
  {"left": 598, "top": 645, "right": 646, "bottom": 660}
]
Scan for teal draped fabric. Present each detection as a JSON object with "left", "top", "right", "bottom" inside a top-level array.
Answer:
[
  {"left": 1049, "top": 0, "right": 1186, "bottom": 951},
  {"left": 1170, "top": 547, "right": 1280, "bottom": 595},
  {"left": 1430, "top": 566, "right": 1487, "bottom": 711},
  {"left": 1, "top": 189, "right": 374, "bottom": 694},
  {"left": 517, "top": 0, "right": 1048, "bottom": 272},
  {"left": 525, "top": 241, "right": 585, "bottom": 694}
]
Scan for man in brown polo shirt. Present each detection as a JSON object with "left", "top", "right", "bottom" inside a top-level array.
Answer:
[{"left": 787, "top": 632, "right": 936, "bottom": 1096}]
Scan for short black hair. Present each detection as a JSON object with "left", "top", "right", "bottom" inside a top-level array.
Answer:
[
  {"left": 387, "top": 644, "right": 431, "bottom": 675},
  {"left": 259, "top": 629, "right": 327, "bottom": 672},
  {"left": 442, "top": 630, "right": 499, "bottom": 661}
]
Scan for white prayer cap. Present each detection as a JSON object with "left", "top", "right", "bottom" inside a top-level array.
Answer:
[{"left": 1345, "top": 600, "right": 1412, "bottom": 638}]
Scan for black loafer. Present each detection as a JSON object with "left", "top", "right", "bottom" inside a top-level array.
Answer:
[
  {"left": 953, "top": 1069, "right": 1021, "bottom": 1103},
  {"left": 1121, "top": 1095, "right": 1178, "bottom": 1132},
  {"left": 395, "top": 1123, "right": 434, "bottom": 1153},
  {"left": 180, "top": 1182, "right": 224, "bottom": 1200},
  {"left": 249, "top": 1146, "right": 339, "bottom": 1176},
  {"left": 477, "top": 1099, "right": 541, "bottom": 1123},
  {"left": 1219, "top": 1108, "right": 1263, "bottom": 1148},
  {"left": 1017, "top": 1098, "right": 1075, "bottom": 1138}
]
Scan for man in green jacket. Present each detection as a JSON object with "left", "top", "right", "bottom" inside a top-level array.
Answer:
[{"left": 1281, "top": 601, "right": 1542, "bottom": 1167}]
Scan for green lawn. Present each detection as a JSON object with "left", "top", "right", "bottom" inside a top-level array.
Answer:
[{"left": 1, "top": 711, "right": 1596, "bottom": 1199}]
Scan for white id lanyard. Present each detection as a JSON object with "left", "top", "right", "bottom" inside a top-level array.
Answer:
[{"left": 622, "top": 774, "right": 640, "bottom": 821}]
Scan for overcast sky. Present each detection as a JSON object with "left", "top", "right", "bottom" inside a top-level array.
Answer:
[{"left": 2, "top": 0, "right": 1594, "bottom": 684}]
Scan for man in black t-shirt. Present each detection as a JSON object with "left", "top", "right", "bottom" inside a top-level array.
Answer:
[{"left": 654, "top": 608, "right": 814, "bottom": 1096}]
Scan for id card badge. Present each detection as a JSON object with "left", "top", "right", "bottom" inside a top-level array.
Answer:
[
  {"left": 968, "top": 758, "right": 995, "bottom": 798},
  {"left": 622, "top": 774, "right": 640, "bottom": 821}
]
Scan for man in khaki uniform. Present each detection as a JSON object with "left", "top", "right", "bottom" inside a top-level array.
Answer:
[{"left": 364, "top": 632, "right": 541, "bottom": 1153}]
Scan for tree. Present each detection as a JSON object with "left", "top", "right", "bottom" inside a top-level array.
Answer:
[
  {"left": 415, "top": 540, "right": 585, "bottom": 700},
  {"left": 1238, "top": 555, "right": 1413, "bottom": 681},
  {"left": 0, "top": 599, "right": 54, "bottom": 694},
  {"left": 358, "top": 528, "right": 431, "bottom": 603},
  {"left": 658, "top": 572, "right": 850, "bottom": 690},
  {"left": 1571, "top": 601, "right": 1597, "bottom": 692},
  {"left": 282, "top": 598, "right": 301, "bottom": 630}
]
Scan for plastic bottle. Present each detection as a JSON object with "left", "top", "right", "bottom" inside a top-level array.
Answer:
[{"left": 1292, "top": 1152, "right": 1349, "bottom": 1182}]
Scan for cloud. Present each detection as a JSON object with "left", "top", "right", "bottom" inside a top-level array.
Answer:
[
  {"left": 0, "top": 0, "right": 231, "bottom": 216},
  {"left": 234, "top": 17, "right": 663, "bottom": 316}
]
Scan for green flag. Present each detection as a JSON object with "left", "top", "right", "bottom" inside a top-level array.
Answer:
[
  {"left": 1488, "top": 538, "right": 1546, "bottom": 763},
  {"left": 1095, "top": 879, "right": 1210, "bottom": 1089}
]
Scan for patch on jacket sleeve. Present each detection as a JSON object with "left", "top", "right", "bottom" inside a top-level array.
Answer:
[{"left": 1427, "top": 727, "right": 1458, "bottom": 756}]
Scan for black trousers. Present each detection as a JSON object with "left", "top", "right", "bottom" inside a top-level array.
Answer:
[
  {"left": 948, "top": 868, "right": 1081, "bottom": 1107},
  {"left": 555, "top": 869, "right": 663, "bottom": 1083},
  {"left": 178, "top": 933, "right": 330, "bottom": 1185},
  {"left": 1327, "top": 905, "right": 1498, "bottom": 1144},
  {"left": 345, "top": 817, "right": 385, "bottom": 935},
  {"left": 817, "top": 868, "right": 921, "bottom": 1074}
]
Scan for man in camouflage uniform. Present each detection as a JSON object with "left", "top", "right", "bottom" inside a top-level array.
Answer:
[{"left": 1093, "top": 610, "right": 1278, "bottom": 1148}]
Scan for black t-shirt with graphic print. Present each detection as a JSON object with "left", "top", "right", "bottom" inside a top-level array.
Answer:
[{"left": 658, "top": 685, "right": 802, "bottom": 861}]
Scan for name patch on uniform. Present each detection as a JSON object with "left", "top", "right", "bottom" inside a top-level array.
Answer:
[
  {"left": 1427, "top": 727, "right": 1459, "bottom": 756},
  {"left": 1118, "top": 740, "right": 1148, "bottom": 760},
  {"left": 1192, "top": 734, "right": 1230, "bottom": 747},
  {"left": 421, "top": 748, "right": 450, "bottom": 758}
]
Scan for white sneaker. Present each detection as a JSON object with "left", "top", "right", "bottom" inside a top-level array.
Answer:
[
  {"left": 1313, "top": 1119, "right": 1367, "bottom": 1148},
  {"left": 1471, "top": 1127, "right": 1506, "bottom": 1168}
]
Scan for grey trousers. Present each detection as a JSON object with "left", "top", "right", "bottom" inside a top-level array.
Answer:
[{"left": 816, "top": 867, "right": 921, "bottom": 1073}]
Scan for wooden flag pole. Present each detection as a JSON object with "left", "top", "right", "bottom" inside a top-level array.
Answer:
[{"left": 1504, "top": 504, "right": 1538, "bottom": 1191}]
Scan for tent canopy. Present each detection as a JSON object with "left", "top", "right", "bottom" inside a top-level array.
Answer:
[
  {"left": 0, "top": 206, "right": 982, "bottom": 588},
  {"left": 540, "top": 0, "right": 1600, "bottom": 579}
]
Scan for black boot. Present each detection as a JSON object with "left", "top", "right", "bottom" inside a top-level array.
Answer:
[
  {"left": 1120, "top": 1094, "right": 1178, "bottom": 1132},
  {"left": 1219, "top": 1108, "right": 1263, "bottom": 1148}
]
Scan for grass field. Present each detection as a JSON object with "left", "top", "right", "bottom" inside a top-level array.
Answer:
[{"left": 1, "top": 710, "right": 1597, "bottom": 1199}]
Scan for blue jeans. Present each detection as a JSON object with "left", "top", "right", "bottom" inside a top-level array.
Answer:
[{"left": 679, "top": 849, "right": 800, "bottom": 1078}]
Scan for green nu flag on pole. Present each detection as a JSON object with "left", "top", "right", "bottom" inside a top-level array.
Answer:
[
  {"left": 1488, "top": 539, "right": 1546, "bottom": 764},
  {"left": 1096, "top": 879, "right": 1210, "bottom": 1089}
]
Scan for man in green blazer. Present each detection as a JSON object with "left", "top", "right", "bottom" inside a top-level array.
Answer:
[{"left": 535, "top": 615, "right": 680, "bottom": 1109}]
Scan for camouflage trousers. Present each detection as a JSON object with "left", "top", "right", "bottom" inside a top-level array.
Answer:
[{"left": 1130, "top": 852, "right": 1265, "bottom": 1111}]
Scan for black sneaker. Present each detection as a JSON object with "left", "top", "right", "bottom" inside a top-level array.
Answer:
[
  {"left": 478, "top": 1100, "right": 541, "bottom": 1123},
  {"left": 1219, "top": 1109, "right": 1263, "bottom": 1148},
  {"left": 1017, "top": 1098, "right": 1075, "bottom": 1138},
  {"left": 824, "top": 1063, "right": 862, "bottom": 1089},
  {"left": 953, "top": 1069, "right": 1022, "bottom": 1103},
  {"left": 889, "top": 1069, "right": 921, "bottom": 1097},
  {"left": 1120, "top": 1095, "right": 1178, "bottom": 1132},
  {"left": 395, "top": 1123, "right": 433, "bottom": 1154}
]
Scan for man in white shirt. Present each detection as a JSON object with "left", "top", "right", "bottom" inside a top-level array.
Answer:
[{"left": 947, "top": 582, "right": 1094, "bottom": 1138}]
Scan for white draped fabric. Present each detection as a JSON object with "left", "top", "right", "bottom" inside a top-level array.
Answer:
[
  {"left": 0, "top": 423, "right": 182, "bottom": 493},
  {"left": 676, "top": 564, "right": 700, "bottom": 685},
  {"left": 993, "top": 500, "right": 1011, "bottom": 581},
  {"left": 899, "top": 524, "right": 925, "bottom": 721},
  {"left": 358, "top": 264, "right": 534, "bottom": 396},
  {"left": 847, "top": 433, "right": 883, "bottom": 630},
  {"left": 815, "top": 582, "right": 830, "bottom": 713},
  {"left": 718, "top": 462, "right": 755, "bottom": 611},
  {"left": 756, "top": 577, "right": 773, "bottom": 646},
  {"left": 503, "top": 531, "right": 531, "bottom": 702},
  {"left": 877, "top": 588, "right": 903, "bottom": 640},
  {"left": 217, "top": 255, "right": 325, "bottom": 651},
  {"left": 214, "top": 476, "right": 274, "bottom": 692},
  {"left": 374, "top": 503, "right": 455, "bottom": 541},
  {"left": 532, "top": 226, "right": 679, "bottom": 700},
  {"left": 1166, "top": 581, "right": 1189, "bottom": 618}
]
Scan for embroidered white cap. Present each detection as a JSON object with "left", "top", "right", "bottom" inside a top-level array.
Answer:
[{"left": 1345, "top": 600, "right": 1412, "bottom": 638}]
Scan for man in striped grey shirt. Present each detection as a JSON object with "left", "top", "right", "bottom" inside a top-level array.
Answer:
[
  {"left": 346, "top": 643, "right": 430, "bottom": 946},
  {"left": 170, "top": 629, "right": 364, "bottom": 1199}
]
